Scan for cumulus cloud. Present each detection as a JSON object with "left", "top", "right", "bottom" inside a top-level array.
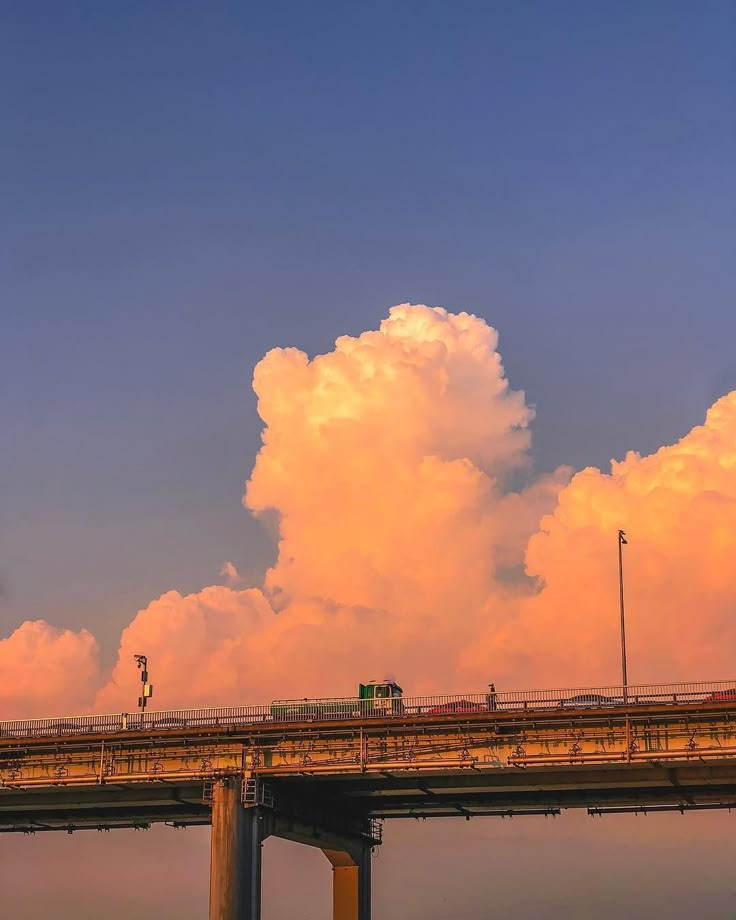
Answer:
[
  {"left": 472, "top": 391, "right": 736, "bottom": 688},
  {"left": 6, "top": 304, "right": 736, "bottom": 717},
  {"left": 0, "top": 621, "right": 100, "bottom": 718},
  {"left": 246, "top": 305, "right": 564, "bottom": 615},
  {"left": 96, "top": 305, "right": 563, "bottom": 706},
  {"left": 95, "top": 587, "right": 274, "bottom": 710}
]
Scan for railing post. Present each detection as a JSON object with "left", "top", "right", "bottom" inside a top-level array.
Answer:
[{"left": 209, "top": 779, "right": 263, "bottom": 920}]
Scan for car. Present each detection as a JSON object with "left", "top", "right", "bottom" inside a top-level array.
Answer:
[
  {"left": 705, "top": 688, "right": 736, "bottom": 702},
  {"left": 560, "top": 693, "right": 621, "bottom": 709},
  {"left": 425, "top": 700, "right": 487, "bottom": 715}
]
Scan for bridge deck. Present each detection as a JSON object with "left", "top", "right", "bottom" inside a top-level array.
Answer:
[{"left": 1, "top": 689, "right": 736, "bottom": 832}]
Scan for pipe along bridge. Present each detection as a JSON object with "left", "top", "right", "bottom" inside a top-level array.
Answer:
[{"left": 3, "top": 680, "right": 736, "bottom": 918}]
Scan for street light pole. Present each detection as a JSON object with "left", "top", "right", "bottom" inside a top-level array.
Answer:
[
  {"left": 618, "top": 530, "right": 628, "bottom": 702},
  {"left": 134, "top": 654, "right": 154, "bottom": 726}
]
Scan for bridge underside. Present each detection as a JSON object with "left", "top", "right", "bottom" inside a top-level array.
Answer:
[
  {"left": 307, "top": 760, "right": 736, "bottom": 818},
  {"left": 2, "top": 760, "right": 736, "bottom": 832},
  {"left": 0, "top": 780, "right": 208, "bottom": 832}
]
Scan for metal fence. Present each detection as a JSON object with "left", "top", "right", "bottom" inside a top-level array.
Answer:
[{"left": 1, "top": 679, "right": 735, "bottom": 740}]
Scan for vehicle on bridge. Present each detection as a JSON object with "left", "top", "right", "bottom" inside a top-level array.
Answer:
[
  {"left": 560, "top": 693, "right": 621, "bottom": 709},
  {"left": 425, "top": 700, "right": 487, "bottom": 714},
  {"left": 705, "top": 688, "right": 736, "bottom": 702},
  {"left": 270, "top": 679, "right": 404, "bottom": 721}
]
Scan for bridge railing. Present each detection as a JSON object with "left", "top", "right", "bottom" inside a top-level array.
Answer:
[
  {"left": 1, "top": 679, "right": 735, "bottom": 739},
  {"left": 487, "top": 680, "right": 736, "bottom": 712},
  {"left": 0, "top": 713, "right": 126, "bottom": 738}
]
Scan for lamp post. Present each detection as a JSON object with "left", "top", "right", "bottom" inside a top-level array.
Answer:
[
  {"left": 134, "top": 654, "right": 154, "bottom": 725},
  {"left": 618, "top": 530, "right": 628, "bottom": 702}
]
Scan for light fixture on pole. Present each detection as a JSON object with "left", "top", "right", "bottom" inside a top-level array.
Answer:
[
  {"left": 134, "top": 654, "right": 153, "bottom": 718},
  {"left": 618, "top": 530, "right": 628, "bottom": 702}
]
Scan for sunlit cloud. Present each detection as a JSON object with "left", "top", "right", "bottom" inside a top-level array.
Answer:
[
  {"left": 97, "top": 305, "right": 564, "bottom": 708},
  {"left": 472, "top": 391, "right": 736, "bottom": 688},
  {"left": 5, "top": 305, "right": 736, "bottom": 716},
  {"left": 0, "top": 621, "right": 100, "bottom": 718}
]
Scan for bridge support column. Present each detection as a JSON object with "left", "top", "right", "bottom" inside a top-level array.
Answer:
[
  {"left": 322, "top": 842, "right": 371, "bottom": 920},
  {"left": 209, "top": 779, "right": 264, "bottom": 920}
]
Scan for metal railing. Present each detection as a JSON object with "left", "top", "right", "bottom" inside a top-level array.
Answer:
[{"left": 1, "top": 679, "right": 735, "bottom": 741}]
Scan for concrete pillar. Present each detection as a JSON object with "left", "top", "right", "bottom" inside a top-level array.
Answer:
[
  {"left": 323, "top": 842, "right": 371, "bottom": 920},
  {"left": 209, "top": 779, "right": 262, "bottom": 920}
]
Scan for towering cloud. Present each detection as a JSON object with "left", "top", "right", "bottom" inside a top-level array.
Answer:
[
  {"left": 246, "top": 305, "right": 564, "bottom": 621},
  {"left": 4, "top": 305, "right": 736, "bottom": 717},
  {"left": 97, "top": 305, "right": 564, "bottom": 709}
]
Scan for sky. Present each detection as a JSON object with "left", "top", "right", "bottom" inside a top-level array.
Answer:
[{"left": 1, "top": 1, "right": 735, "bottom": 917}]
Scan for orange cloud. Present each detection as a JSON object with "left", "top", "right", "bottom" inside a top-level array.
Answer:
[
  {"left": 0, "top": 621, "right": 99, "bottom": 718},
  {"left": 473, "top": 391, "right": 736, "bottom": 688},
  {"left": 6, "top": 306, "right": 736, "bottom": 718},
  {"left": 246, "top": 305, "right": 565, "bottom": 615},
  {"left": 95, "top": 587, "right": 272, "bottom": 711},
  {"left": 93, "top": 305, "right": 565, "bottom": 707}
]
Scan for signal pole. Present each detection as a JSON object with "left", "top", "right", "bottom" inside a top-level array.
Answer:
[
  {"left": 134, "top": 654, "right": 154, "bottom": 725},
  {"left": 618, "top": 530, "right": 628, "bottom": 702}
]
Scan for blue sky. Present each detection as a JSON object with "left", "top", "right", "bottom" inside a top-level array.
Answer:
[{"left": 3, "top": 1, "right": 734, "bottom": 653}]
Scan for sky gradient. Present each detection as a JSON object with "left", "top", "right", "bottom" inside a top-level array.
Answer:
[{"left": 2, "top": 2, "right": 735, "bottom": 916}]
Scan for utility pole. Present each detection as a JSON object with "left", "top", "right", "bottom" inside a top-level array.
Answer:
[
  {"left": 618, "top": 530, "right": 628, "bottom": 702},
  {"left": 134, "top": 654, "right": 153, "bottom": 725}
]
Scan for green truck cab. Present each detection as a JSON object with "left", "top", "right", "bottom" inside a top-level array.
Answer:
[
  {"left": 270, "top": 679, "right": 403, "bottom": 721},
  {"left": 359, "top": 680, "right": 404, "bottom": 716}
]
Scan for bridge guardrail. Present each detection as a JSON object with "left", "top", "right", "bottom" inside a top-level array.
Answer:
[{"left": 1, "top": 679, "right": 735, "bottom": 740}]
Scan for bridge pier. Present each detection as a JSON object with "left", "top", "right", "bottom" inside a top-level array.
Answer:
[
  {"left": 273, "top": 814, "right": 373, "bottom": 920},
  {"left": 322, "top": 843, "right": 372, "bottom": 920},
  {"left": 208, "top": 777, "right": 374, "bottom": 919},
  {"left": 209, "top": 779, "right": 264, "bottom": 920}
]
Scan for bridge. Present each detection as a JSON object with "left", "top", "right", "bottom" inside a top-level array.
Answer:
[{"left": 2, "top": 679, "right": 736, "bottom": 919}]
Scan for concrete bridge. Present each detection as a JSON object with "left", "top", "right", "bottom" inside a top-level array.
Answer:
[{"left": 2, "top": 679, "right": 736, "bottom": 918}]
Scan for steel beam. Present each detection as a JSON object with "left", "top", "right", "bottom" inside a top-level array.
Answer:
[{"left": 209, "top": 780, "right": 264, "bottom": 920}]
